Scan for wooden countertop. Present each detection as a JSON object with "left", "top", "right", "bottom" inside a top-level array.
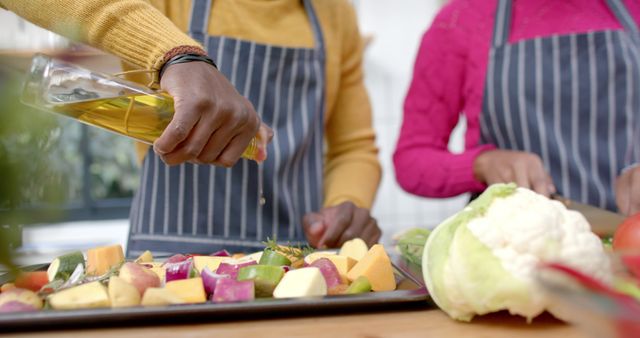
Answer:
[{"left": 1, "top": 308, "right": 587, "bottom": 338}]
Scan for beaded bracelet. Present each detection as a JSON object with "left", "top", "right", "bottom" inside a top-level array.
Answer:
[{"left": 158, "top": 53, "right": 218, "bottom": 80}]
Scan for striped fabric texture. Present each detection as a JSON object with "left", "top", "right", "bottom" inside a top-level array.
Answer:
[
  {"left": 480, "top": 0, "right": 640, "bottom": 210},
  {"left": 127, "top": 0, "right": 326, "bottom": 256}
]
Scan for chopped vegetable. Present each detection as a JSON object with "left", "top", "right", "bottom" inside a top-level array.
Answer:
[
  {"left": 237, "top": 265, "right": 284, "bottom": 298},
  {"left": 346, "top": 276, "right": 372, "bottom": 294},
  {"left": 273, "top": 267, "right": 327, "bottom": 298},
  {"left": 86, "top": 244, "right": 124, "bottom": 276},
  {"left": 0, "top": 288, "right": 43, "bottom": 310},
  {"left": 47, "top": 251, "right": 84, "bottom": 282},
  {"left": 347, "top": 244, "right": 396, "bottom": 292},
  {"left": 134, "top": 250, "right": 154, "bottom": 263},
  {"left": 164, "top": 254, "right": 189, "bottom": 264},
  {"left": 140, "top": 288, "right": 183, "bottom": 307},
  {"left": 118, "top": 262, "right": 161, "bottom": 296},
  {"left": 165, "top": 278, "right": 207, "bottom": 303},
  {"left": 309, "top": 258, "right": 342, "bottom": 289},
  {"left": 1, "top": 283, "right": 15, "bottom": 293},
  {"left": 216, "top": 260, "right": 257, "bottom": 279},
  {"left": 193, "top": 256, "right": 228, "bottom": 274},
  {"left": 48, "top": 281, "right": 110, "bottom": 310},
  {"left": 108, "top": 276, "right": 141, "bottom": 308},
  {"left": 0, "top": 300, "right": 38, "bottom": 313},
  {"left": 258, "top": 249, "right": 292, "bottom": 266},
  {"left": 304, "top": 252, "right": 355, "bottom": 284},
  {"left": 14, "top": 271, "right": 49, "bottom": 292},
  {"left": 212, "top": 278, "right": 254, "bottom": 303},
  {"left": 165, "top": 259, "right": 194, "bottom": 282},
  {"left": 339, "top": 238, "right": 369, "bottom": 261},
  {"left": 210, "top": 250, "right": 231, "bottom": 257},
  {"left": 201, "top": 267, "right": 229, "bottom": 295}
]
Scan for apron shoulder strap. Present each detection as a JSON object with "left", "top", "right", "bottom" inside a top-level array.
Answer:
[
  {"left": 606, "top": 0, "right": 640, "bottom": 43},
  {"left": 492, "top": 0, "right": 640, "bottom": 47},
  {"left": 491, "top": 0, "right": 512, "bottom": 48},
  {"left": 303, "top": 0, "right": 326, "bottom": 55},
  {"left": 189, "top": 0, "right": 213, "bottom": 44}
]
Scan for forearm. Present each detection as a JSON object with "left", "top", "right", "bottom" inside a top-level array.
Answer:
[
  {"left": 393, "top": 143, "right": 492, "bottom": 198},
  {"left": 324, "top": 147, "right": 381, "bottom": 209},
  {"left": 0, "top": 0, "right": 201, "bottom": 72}
]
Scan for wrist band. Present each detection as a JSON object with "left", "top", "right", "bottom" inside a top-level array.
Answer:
[{"left": 159, "top": 53, "right": 218, "bottom": 80}]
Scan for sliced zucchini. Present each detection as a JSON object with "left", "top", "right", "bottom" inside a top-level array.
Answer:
[{"left": 47, "top": 251, "right": 85, "bottom": 282}]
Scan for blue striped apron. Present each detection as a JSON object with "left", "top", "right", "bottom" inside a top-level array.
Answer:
[
  {"left": 127, "top": 0, "right": 326, "bottom": 256},
  {"left": 480, "top": 0, "right": 640, "bottom": 211}
]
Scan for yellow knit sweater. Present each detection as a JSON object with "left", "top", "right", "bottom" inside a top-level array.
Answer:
[{"left": 0, "top": 0, "right": 381, "bottom": 209}]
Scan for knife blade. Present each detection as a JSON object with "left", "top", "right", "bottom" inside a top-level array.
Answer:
[{"left": 551, "top": 194, "right": 625, "bottom": 236}]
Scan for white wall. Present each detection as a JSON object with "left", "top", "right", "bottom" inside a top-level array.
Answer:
[{"left": 355, "top": 0, "right": 468, "bottom": 246}]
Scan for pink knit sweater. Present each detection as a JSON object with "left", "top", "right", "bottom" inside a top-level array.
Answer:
[{"left": 394, "top": 0, "right": 640, "bottom": 198}]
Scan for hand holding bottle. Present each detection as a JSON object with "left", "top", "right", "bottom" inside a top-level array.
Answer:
[{"left": 156, "top": 61, "right": 266, "bottom": 167}]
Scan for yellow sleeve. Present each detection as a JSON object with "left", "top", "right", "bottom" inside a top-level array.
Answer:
[
  {"left": 0, "top": 0, "right": 200, "bottom": 71},
  {"left": 323, "top": 2, "right": 381, "bottom": 209}
]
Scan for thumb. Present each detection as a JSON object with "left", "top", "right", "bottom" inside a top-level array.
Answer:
[{"left": 303, "top": 212, "right": 326, "bottom": 248}]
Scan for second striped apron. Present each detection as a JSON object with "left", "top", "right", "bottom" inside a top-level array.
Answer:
[
  {"left": 127, "top": 0, "right": 326, "bottom": 256},
  {"left": 480, "top": 0, "right": 640, "bottom": 211}
]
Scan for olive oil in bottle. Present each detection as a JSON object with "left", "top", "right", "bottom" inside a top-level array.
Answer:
[{"left": 22, "top": 54, "right": 262, "bottom": 161}]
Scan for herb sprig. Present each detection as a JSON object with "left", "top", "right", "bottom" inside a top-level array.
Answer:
[{"left": 262, "top": 237, "right": 315, "bottom": 260}]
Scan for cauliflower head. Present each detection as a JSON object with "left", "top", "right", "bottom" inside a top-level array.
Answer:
[{"left": 423, "top": 183, "right": 610, "bottom": 322}]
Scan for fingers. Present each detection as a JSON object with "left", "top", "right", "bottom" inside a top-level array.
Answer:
[
  {"left": 529, "top": 167, "right": 554, "bottom": 197},
  {"left": 359, "top": 219, "right": 382, "bottom": 247},
  {"left": 153, "top": 95, "right": 201, "bottom": 156},
  {"left": 476, "top": 149, "right": 553, "bottom": 196},
  {"left": 302, "top": 212, "right": 326, "bottom": 248},
  {"left": 616, "top": 174, "right": 631, "bottom": 215},
  {"left": 253, "top": 123, "right": 274, "bottom": 162},
  {"left": 214, "top": 115, "right": 260, "bottom": 167},
  {"left": 158, "top": 114, "right": 220, "bottom": 165},
  {"left": 622, "top": 167, "right": 640, "bottom": 215},
  {"left": 318, "top": 202, "right": 355, "bottom": 249},
  {"left": 336, "top": 208, "right": 370, "bottom": 246},
  {"left": 156, "top": 62, "right": 263, "bottom": 166}
]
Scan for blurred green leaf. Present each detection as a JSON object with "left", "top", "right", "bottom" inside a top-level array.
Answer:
[{"left": 395, "top": 227, "right": 431, "bottom": 267}]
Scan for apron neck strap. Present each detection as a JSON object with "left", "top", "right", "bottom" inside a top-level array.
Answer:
[
  {"left": 606, "top": 0, "right": 640, "bottom": 43},
  {"left": 491, "top": 0, "right": 640, "bottom": 48},
  {"left": 188, "top": 0, "right": 325, "bottom": 53},
  {"left": 491, "top": 0, "right": 512, "bottom": 48},
  {"left": 189, "top": 0, "right": 212, "bottom": 45}
]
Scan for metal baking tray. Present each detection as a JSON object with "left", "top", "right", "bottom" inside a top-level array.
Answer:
[{"left": 0, "top": 259, "right": 430, "bottom": 331}]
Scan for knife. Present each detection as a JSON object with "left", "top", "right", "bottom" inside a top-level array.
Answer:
[{"left": 551, "top": 194, "right": 625, "bottom": 236}]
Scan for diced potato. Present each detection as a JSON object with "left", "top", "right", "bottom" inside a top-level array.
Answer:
[
  {"left": 193, "top": 256, "right": 228, "bottom": 274},
  {"left": 108, "top": 276, "right": 141, "bottom": 308},
  {"left": 339, "top": 238, "right": 369, "bottom": 261},
  {"left": 134, "top": 250, "right": 154, "bottom": 263},
  {"left": 273, "top": 267, "right": 327, "bottom": 298},
  {"left": 48, "top": 281, "right": 110, "bottom": 309},
  {"left": 165, "top": 278, "right": 207, "bottom": 303},
  {"left": 141, "top": 288, "right": 183, "bottom": 307}
]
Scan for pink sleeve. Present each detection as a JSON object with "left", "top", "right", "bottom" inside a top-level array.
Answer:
[{"left": 393, "top": 3, "right": 494, "bottom": 198}]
